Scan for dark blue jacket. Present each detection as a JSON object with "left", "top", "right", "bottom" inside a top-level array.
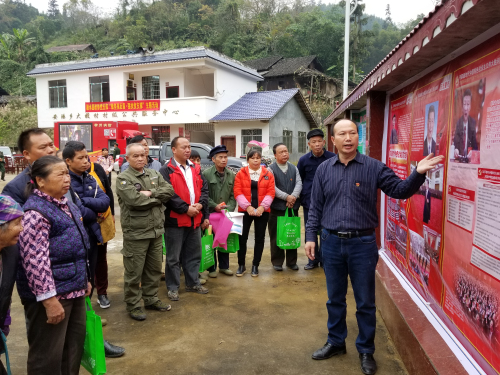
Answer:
[
  {"left": 69, "top": 170, "right": 110, "bottom": 243},
  {"left": 17, "top": 194, "right": 90, "bottom": 302},
  {"left": 297, "top": 150, "right": 336, "bottom": 209},
  {"left": 1, "top": 167, "right": 30, "bottom": 206}
]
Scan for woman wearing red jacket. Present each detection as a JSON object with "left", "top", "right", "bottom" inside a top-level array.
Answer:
[{"left": 234, "top": 150, "right": 275, "bottom": 277}]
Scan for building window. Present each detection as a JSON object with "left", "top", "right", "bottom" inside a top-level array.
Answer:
[
  {"left": 298, "top": 131, "right": 306, "bottom": 153},
  {"left": 283, "top": 130, "right": 293, "bottom": 153},
  {"left": 151, "top": 126, "right": 170, "bottom": 144},
  {"left": 127, "top": 87, "right": 136, "bottom": 101},
  {"left": 49, "top": 79, "right": 67, "bottom": 108},
  {"left": 89, "top": 76, "right": 110, "bottom": 102},
  {"left": 166, "top": 86, "right": 179, "bottom": 98},
  {"left": 142, "top": 76, "right": 160, "bottom": 99},
  {"left": 241, "top": 129, "right": 262, "bottom": 154}
]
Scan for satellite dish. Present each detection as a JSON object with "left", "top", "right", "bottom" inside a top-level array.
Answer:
[{"left": 147, "top": 45, "right": 155, "bottom": 54}]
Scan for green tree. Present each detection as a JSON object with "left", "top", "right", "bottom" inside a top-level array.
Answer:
[{"left": 11, "top": 28, "right": 35, "bottom": 62}]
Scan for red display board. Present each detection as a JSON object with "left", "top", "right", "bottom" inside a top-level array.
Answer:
[{"left": 384, "top": 35, "right": 500, "bottom": 374}]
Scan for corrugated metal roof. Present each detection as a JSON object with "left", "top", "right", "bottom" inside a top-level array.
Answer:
[
  {"left": 46, "top": 44, "right": 96, "bottom": 53},
  {"left": 211, "top": 89, "right": 299, "bottom": 121},
  {"left": 264, "top": 56, "right": 319, "bottom": 78},
  {"left": 27, "top": 47, "right": 263, "bottom": 80},
  {"left": 243, "top": 56, "right": 283, "bottom": 72},
  {"left": 210, "top": 88, "right": 317, "bottom": 128}
]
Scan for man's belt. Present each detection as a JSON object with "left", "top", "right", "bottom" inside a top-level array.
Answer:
[{"left": 328, "top": 229, "right": 374, "bottom": 239}]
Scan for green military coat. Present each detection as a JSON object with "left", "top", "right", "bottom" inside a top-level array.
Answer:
[
  {"left": 117, "top": 166, "right": 174, "bottom": 240},
  {"left": 202, "top": 165, "right": 236, "bottom": 213}
]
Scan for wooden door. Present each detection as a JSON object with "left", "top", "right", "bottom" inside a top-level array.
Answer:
[{"left": 221, "top": 136, "right": 236, "bottom": 157}]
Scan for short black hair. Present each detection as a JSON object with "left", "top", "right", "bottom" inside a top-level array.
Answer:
[
  {"left": 331, "top": 119, "right": 358, "bottom": 136},
  {"left": 273, "top": 143, "right": 286, "bottom": 155},
  {"left": 63, "top": 141, "right": 86, "bottom": 160},
  {"left": 189, "top": 150, "right": 200, "bottom": 159},
  {"left": 463, "top": 88, "right": 472, "bottom": 101},
  {"left": 428, "top": 105, "right": 435, "bottom": 120},
  {"left": 247, "top": 149, "right": 262, "bottom": 161},
  {"left": 171, "top": 136, "right": 188, "bottom": 149},
  {"left": 101, "top": 147, "right": 108, "bottom": 152},
  {"left": 18, "top": 128, "right": 49, "bottom": 153},
  {"left": 128, "top": 135, "right": 145, "bottom": 144}
]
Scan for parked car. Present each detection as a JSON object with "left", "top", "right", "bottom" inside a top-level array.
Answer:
[
  {"left": 159, "top": 142, "right": 246, "bottom": 172},
  {"left": 113, "top": 145, "right": 162, "bottom": 173}
]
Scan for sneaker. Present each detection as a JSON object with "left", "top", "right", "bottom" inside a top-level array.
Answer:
[
  {"left": 129, "top": 307, "right": 146, "bottom": 321},
  {"left": 101, "top": 318, "right": 108, "bottom": 327},
  {"left": 185, "top": 284, "right": 209, "bottom": 294},
  {"left": 304, "top": 263, "right": 319, "bottom": 270},
  {"left": 145, "top": 300, "right": 172, "bottom": 312},
  {"left": 200, "top": 278, "right": 206, "bottom": 285},
  {"left": 199, "top": 273, "right": 209, "bottom": 280},
  {"left": 208, "top": 271, "right": 218, "bottom": 278},
  {"left": 167, "top": 290, "right": 179, "bottom": 301},
  {"left": 97, "top": 294, "right": 110, "bottom": 309},
  {"left": 219, "top": 269, "right": 233, "bottom": 276}
]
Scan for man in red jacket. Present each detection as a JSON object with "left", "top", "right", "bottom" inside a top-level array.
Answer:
[{"left": 159, "top": 137, "right": 209, "bottom": 301}]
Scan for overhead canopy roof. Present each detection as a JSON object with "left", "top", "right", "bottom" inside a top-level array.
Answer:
[{"left": 325, "top": 0, "right": 500, "bottom": 124}]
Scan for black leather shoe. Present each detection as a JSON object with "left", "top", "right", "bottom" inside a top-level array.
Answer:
[
  {"left": 359, "top": 353, "right": 377, "bottom": 375},
  {"left": 311, "top": 342, "right": 346, "bottom": 360},
  {"left": 251, "top": 265, "right": 259, "bottom": 277},
  {"left": 289, "top": 264, "right": 299, "bottom": 271},
  {"left": 104, "top": 340, "right": 125, "bottom": 358},
  {"left": 273, "top": 265, "right": 283, "bottom": 271},
  {"left": 236, "top": 265, "right": 246, "bottom": 277}
]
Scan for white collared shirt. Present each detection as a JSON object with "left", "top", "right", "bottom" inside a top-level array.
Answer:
[
  {"left": 174, "top": 158, "right": 195, "bottom": 204},
  {"left": 248, "top": 167, "right": 262, "bottom": 182}
]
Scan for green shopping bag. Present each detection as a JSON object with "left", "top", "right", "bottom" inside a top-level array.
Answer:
[
  {"left": 162, "top": 234, "right": 166, "bottom": 256},
  {"left": 199, "top": 230, "right": 215, "bottom": 272},
  {"left": 217, "top": 233, "right": 240, "bottom": 254},
  {"left": 277, "top": 208, "right": 301, "bottom": 249},
  {"left": 81, "top": 297, "right": 106, "bottom": 375}
]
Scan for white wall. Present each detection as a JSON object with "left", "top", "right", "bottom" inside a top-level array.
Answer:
[
  {"left": 214, "top": 121, "right": 269, "bottom": 157},
  {"left": 34, "top": 58, "right": 261, "bottom": 129}
]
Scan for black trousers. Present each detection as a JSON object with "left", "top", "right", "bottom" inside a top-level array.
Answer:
[
  {"left": 24, "top": 296, "right": 86, "bottom": 375},
  {"left": 207, "top": 250, "right": 230, "bottom": 272},
  {"left": 238, "top": 212, "right": 269, "bottom": 266},
  {"left": 268, "top": 208, "right": 298, "bottom": 267}
]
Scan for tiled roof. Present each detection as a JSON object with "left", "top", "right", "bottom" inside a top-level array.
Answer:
[
  {"left": 263, "top": 56, "right": 318, "bottom": 78},
  {"left": 27, "top": 47, "right": 263, "bottom": 80},
  {"left": 210, "top": 88, "right": 317, "bottom": 127},
  {"left": 46, "top": 44, "right": 96, "bottom": 53},
  {"left": 243, "top": 56, "right": 283, "bottom": 72}
]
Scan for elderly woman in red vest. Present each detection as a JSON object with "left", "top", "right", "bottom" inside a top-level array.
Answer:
[{"left": 234, "top": 149, "right": 275, "bottom": 277}]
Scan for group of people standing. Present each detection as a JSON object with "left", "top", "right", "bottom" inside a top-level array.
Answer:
[{"left": 0, "top": 119, "right": 442, "bottom": 375}]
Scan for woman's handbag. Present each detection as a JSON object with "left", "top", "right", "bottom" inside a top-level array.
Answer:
[
  {"left": 277, "top": 208, "right": 301, "bottom": 249},
  {"left": 199, "top": 230, "right": 215, "bottom": 272},
  {"left": 89, "top": 163, "right": 116, "bottom": 244},
  {"left": 81, "top": 297, "right": 106, "bottom": 375}
]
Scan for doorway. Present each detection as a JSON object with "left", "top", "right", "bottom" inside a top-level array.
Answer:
[{"left": 221, "top": 136, "right": 236, "bottom": 157}]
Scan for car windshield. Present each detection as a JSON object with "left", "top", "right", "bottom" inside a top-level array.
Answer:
[
  {"left": 149, "top": 148, "right": 160, "bottom": 157},
  {"left": 0, "top": 147, "right": 12, "bottom": 156},
  {"left": 192, "top": 146, "right": 209, "bottom": 159}
]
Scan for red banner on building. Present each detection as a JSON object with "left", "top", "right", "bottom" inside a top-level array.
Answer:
[{"left": 85, "top": 100, "right": 160, "bottom": 112}]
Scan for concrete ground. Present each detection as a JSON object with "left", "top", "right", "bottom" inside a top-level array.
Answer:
[{"left": 1, "top": 172, "right": 408, "bottom": 375}]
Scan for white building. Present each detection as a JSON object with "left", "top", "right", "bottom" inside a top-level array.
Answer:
[{"left": 27, "top": 47, "right": 262, "bottom": 147}]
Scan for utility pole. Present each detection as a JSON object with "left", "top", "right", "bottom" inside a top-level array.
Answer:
[{"left": 343, "top": 0, "right": 358, "bottom": 100}]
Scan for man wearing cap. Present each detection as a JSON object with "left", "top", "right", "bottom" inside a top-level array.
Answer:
[
  {"left": 297, "top": 129, "right": 335, "bottom": 270},
  {"left": 202, "top": 145, "right": 237, "bottom": 277}
]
